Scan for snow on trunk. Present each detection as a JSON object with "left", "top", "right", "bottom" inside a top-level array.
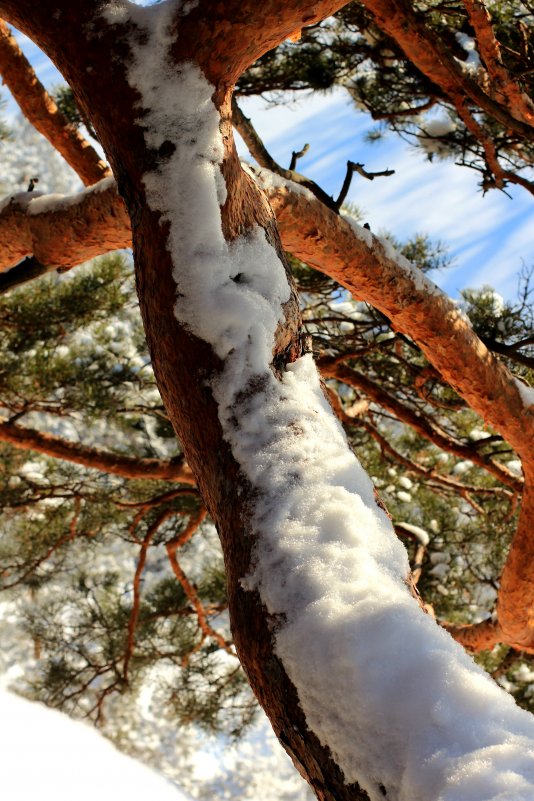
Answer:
[{"left": 103, "top": 3, "right": 534, "bottom": 800}]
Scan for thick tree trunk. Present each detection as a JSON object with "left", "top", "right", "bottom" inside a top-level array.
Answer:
[{"left": 0, "top": 2, "right": 369, "bottom": 799}]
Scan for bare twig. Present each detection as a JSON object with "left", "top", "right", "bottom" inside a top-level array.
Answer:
[
  {"left": 166, "top": 508, "right": 232, "bottom": 655},
  {"left": 123, "top": 507, "right": 176, "bottom": 681},
  {"left": 335, "top": 160, "right": 395, "bottom": 210},
  {"left": 318, "top": 356, "right": 523, "bottom": 492},
  {"left": 289, "top": 143, "right": 309, "bottom": 170},
  {"left": 232, "top": 97, "right": 338, "bottom": 211}
]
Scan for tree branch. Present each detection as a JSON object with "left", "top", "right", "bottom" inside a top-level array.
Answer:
[
  {"left": 4, "top": 174, "right": 534, "bottom": 649},
  {"left": 0, "top": 20, "right": 110, "bottom": 185},
  {"left": 358, "top": 0, "right": 534, "bottom": 142},
  {"left": 288, "top": 143, "right": 309, "bottom": 170},
  {"left": 319, "top": 356, "right": 523, "bottom": 491},
  {"left": 123, "top": 507, "right": 176, "bottom": 681},
  {"left": 1, "top": 174, "right": 531, "bottom": 469},
  {"left": 335, "top": 160, "right": 395, "bottom": 210},
  {"left": 166, "top": 508, "right": 232, "bottom": 655},
  {"left": 361, "top": 417, "right": 513, "bottom": 500},
  {"left": 0, "top": 417, "right": 196, "bottom": 484},
  {"left": 0, "top": 179, "right": 130, "bottom": 277},
  {"left": 462, "top": 0, "right": 534, "bottom": 127},
  {"left": 232, "top": 97, "right": 338, "bottom": 211}
]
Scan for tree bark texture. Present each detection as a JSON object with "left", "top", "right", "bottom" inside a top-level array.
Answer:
[
  {"left": 0, "top": 1, "right": 372, "bottom": 799},
  {"left": 2, "top": 166, "right": 534, "bottom": 653},
  {"left": 2, "top": 1, "right": 534, "bottom": 796},
  {"left": 2, "top": 161, "right": 534, "bottom": 653},
  {"left": 0, "top": 418, "right": 195, "bottom": 484}
]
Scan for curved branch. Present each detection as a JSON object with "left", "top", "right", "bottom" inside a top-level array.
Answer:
[
  {"left": 361, "top": 417, "right": 513, "bottom": 499},
  {"left": 1, "top": 175, "right": 531, "bottom": 463},
  {"left": 358, "top": 0, "right": 534, "bottom": 141},
  {"left": 232, "top": 98, "right": 338, "bottom": 211},
  {"left": 319, "top": 356, "right": 523, "bottom": 491},
  {"left": 442, "top": 618, "right": 508, "bottom": 652},
  {"left": 0, "top": 20, "right": 110, "bottom": 185},
  {"left": 257, "top": 172, "right": 534, "bottom": 462},
  {"left": 123, "top": 507, "right": 176, "bottom": 680},
  {"left": 3, "top": 175, "right": 534, "bottom": 650},
  {"left": 462, "top": 0, "right": 534, "bottom": 127},
  {"left": 0, "top": 417, "right": 196, "bottom": 484},
  {"left": 166, "top": 508, "right": 232, "bottom": 655}
]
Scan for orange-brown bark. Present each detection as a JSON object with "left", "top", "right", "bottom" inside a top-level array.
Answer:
[
  {"left": 3, "top": 168, "right": 534, "bottom": 648},
  {"left": 123, "top": 507, "right": 175, "bottom": 680},
  {"left": 3, "top": 171, "right": 534, "bottom": 650},
  {"left": 0, "top": 20, "right": 110, "bottom": 185},
  {"left": 442, "top": 618, "right": 506, "bottom": 652},
  {"left": 358, "top": 0, "right": 534, "bottom": 142},
  {"left": 358, "top": 0, "right": 534, "bottom": 194},
  {"left": 266, "top": 178, "right": 534, "bottom": 651},
  {"left": 0, "top": 181, "right": 130, "bottom": 274},
  {"left": 498, "top": 473, "right": 534, "bottom": 649},
  {"left": 0, "top": 418, "right": 196, "bottom": 484},
  {"left": 462, "top": 0, "right": 534, "bottom": 127},
  {"left": 264, "top": 181, "right": 534, "bottom": 460},
  {"left": 0, "top": 3, "right": 369, "bottom": 796},
  {"left": 2, "top": 174, "right": 532, "bottom": 470},
  {"left": 1, "top": 0, "right": 534, "bottom": 790}
]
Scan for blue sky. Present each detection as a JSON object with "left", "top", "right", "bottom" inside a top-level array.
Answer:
[
  {"left": 237, "top": 90, "right": 533, "bottom": 302},
  {"left": 3, "top": 25, "right": 533, "bottom": 302}
]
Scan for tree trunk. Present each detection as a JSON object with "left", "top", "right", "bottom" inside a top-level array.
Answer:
[{"left": 3, "top": 3, "right": 534, "bottom": 800}]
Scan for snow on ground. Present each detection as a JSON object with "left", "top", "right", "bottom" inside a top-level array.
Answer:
[
  {"left": 102, "top": 2, "right": 534, "bottom": 799},
  {"left": 0, "top": 687, "right": 191, "bottom": 801}
]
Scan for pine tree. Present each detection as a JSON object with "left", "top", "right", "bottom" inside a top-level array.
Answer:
[
  {"left": 0, "top": 2, "right": 533, "bottom": 799},
  {"left": 236, "top": 1, "right": 534, "bottom": 195}
]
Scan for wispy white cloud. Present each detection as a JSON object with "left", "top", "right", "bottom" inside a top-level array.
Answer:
[
  {"left": 239, "top": 91, "right": 533, "bottom": 300},
  {"left": 2, "top": 35, "right": 531, "bottom": 302}
]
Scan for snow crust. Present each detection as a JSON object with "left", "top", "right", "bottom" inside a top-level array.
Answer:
[
  {"left": 0, "top": 176, "right": 116, "bottom": 219},
  {"left": 0, "top": 689, "right": 190, "bottom": 800},
  {"left": 109, "top": 3, "right": 534, "bottom": 799},
  {"left": 27, "top": 176, "right": 115, "bottom": 215},
  {"left": 515, "top": 377, "right": 534, "bottom": 408},
  {"left": 397, "top": 522, "right": 429, "bottom": 546},
  {"left": 251, "top": 164, "right": 317, "bottom": 202}
]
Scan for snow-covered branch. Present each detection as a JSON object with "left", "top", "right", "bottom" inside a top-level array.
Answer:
[{"left": 1, "top": 171, "right": 532, "bottom": 459}]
